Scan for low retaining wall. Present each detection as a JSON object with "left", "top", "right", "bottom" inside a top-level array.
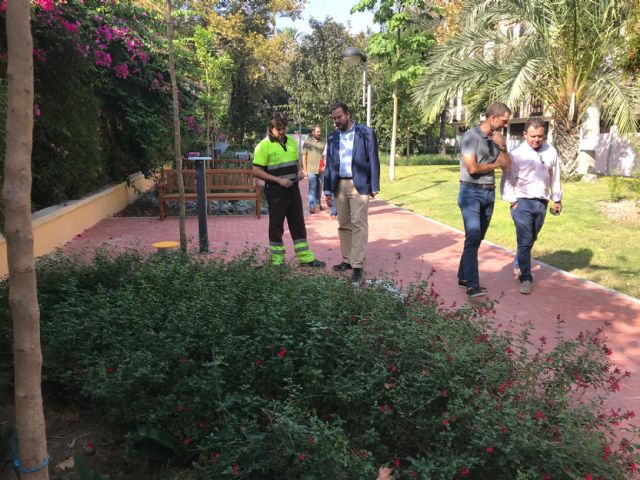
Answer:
[{"left": 0, "top": 172, "right": 154, "bottom": 278}]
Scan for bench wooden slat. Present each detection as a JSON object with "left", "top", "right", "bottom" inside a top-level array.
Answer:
[{"left": 158, "top": 168, "right": 261, "bottom": 220}]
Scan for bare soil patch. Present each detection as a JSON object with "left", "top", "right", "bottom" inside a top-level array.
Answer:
[{"left": 597, "top": 200, "right": 640, "bottom": 227}]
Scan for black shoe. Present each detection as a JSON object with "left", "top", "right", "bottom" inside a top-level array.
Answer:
[
  {"left": 302, "top": 259, "right": 326, "bottom": 268},
  {"left": 333, "top": 262, "right": 353, "bottom": 272},
  {"left": 466, "top": 286, "right": 488, "bottom": 298},
  {"left": 351, "top": 268, "right": 363, "bottom": 285},
  {"left": 458, "top": 279, "right": 467, "bottom": 288}
]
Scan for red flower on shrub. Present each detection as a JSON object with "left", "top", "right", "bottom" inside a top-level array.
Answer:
[
  {"left": 585, "top": 474, "right": 593, "bottom": 480},
  {"left": 543, "top": 474, "right": 552, "bottom": 480},
  {"left": 628, "top": 462, "right": 637, "bottom": 474},
  {"left": 409, "top": 471, "right": 417, "bottom": 478},
  {"left": 298, "top": 453, "right": 305, "bottom": 461},
  {"left": 393, "top": 458, "right": 401, "bottom": 467},
  {"left": 474, "top": 334, "right": 488, "bottom": 344},
  {"left": 175, "top": 404, "right": 186, "bottom": 413},
  {"left": 458, "top": 467, "right": 470, "bottom": 477},
  {"left": 197, "top": 420, "right": 206, "bottom": 429},
  {"left": 277, "top": 347, "right": 288, "bottom": 358},
  {"left": 486, "top": 446, "right": 494, "bottom": 453},
  {"left": 231, "top": 463, "right": 239, "bottom": 475},
  {"left": 255, "top": 358, "right": 263, "bottom": 366},
  {"left": 306, "top": 436, "right": 313, "bottom": 445},
  {"left": 183, "top": 436, "right": 191, "bottom": 446},
  {"left": 546, "top": 356, "right": 553, "bottom": 363},
  {"left": 211, "top": 451, "right": 221, "bottom": 463},
  {"left": 497, "top": 383, "right": 505, "bottom": 394},
  {"left": 442, "top": 419, "right": 449, "bottom": 426},
  {"left": 504, "top": 346, "right": 514, "bottom": 355},
  {"left": 178, "top": 356, "right": 187, "bottom": 365},
  {"left": 603, "top": 444, "right": 612, "bottom": 460},
  {"left": 389, "top": 363, "right": 398, "bottom": 373},
  {"left": 106, "top": 367, "right": 114, "bottom": 374},
  {"left": 534, "top": 410, "right": 546, "bottom": 421}
]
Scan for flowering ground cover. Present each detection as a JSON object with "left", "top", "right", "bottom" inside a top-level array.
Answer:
[{"left": 0, "top": 250, "right": 638, "bottom": 479}]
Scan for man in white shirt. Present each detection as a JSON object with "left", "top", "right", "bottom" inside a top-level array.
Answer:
[{"left": 502, "top": 117, "right": 562, "bottom": 294}]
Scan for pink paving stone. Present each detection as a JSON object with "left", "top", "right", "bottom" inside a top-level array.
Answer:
[{"left": 63, "top": 180, "right": 640, "bottom": 421}]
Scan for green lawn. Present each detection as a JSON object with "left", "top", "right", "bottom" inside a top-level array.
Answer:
[{"left": 379, "top": 165, "right": 640, "bottom": 299}]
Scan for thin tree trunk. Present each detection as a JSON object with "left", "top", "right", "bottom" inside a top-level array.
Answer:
[
  {"left": 553, "top": 122, "right": 580, "bottom": 179},
  {"left": 3, "top": 1, "right": 49, "bottom": 478},
  {"left": 438, "top": 108, "right": 447, "bottom": 155},
  {"left": 389, "top": 86, "right": 398, "bottom": 181},
  {"left": 167, "top": 0, "right": 186, "bottom": 250}
]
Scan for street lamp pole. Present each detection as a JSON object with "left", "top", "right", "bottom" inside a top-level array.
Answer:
[{"left": 342, "top": 47, "right": 371, "bottom": 127}]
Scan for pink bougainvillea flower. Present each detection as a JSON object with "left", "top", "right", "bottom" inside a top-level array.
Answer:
[
  {"left": 113, "top": 63, "right": 129, "bottom": 79},
  {"left": 34, "top": 0, "right": 54, "bottom": 11},
  {"left": 277, "top": 347, "right": 287, "bottom": 358},
  {"left": 33, "top": 104, "right": 41, "bottom": 117},
  {"left": 33, "top": 49, "right": 47, "bottom": 63},
  {"left": 93, "top": 50, "right": 112, "bottom": 67}
]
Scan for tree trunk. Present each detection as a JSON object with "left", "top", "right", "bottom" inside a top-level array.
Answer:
[
  {"left": 167, "top": 0, "right": 187, "bottom": 250},
  {"left": 553, "top": 122, "right": 580, "bottom": 180},
  {"left": 3, "top": 1, "right": 49, "bottom": 478},
  {"left": 438, "top": 108, "right": 447, "bottom": 155},
  {"left": 389, "top": 86, "right": 398, "bottom": 181}
]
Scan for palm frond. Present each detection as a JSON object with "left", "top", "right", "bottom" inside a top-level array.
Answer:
[{"left": 585, "top": 70, "right": 640, "bottom": 135}]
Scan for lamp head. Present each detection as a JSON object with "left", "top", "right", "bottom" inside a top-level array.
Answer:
[{"left": 342, "top": 47, "right": 366, "bottom": 66}]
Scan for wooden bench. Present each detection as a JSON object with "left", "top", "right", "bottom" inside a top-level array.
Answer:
[{"left": 158, "top": 168, "right": 261, "bottom": 220}]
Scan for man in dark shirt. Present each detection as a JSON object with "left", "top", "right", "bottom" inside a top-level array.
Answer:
[{"left": 458, "top": 102, "right": 511, "bottom": 298}]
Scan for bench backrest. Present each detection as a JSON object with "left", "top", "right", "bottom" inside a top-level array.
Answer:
[{"left": 160, "top": 168, "right": 258, "bottom": 194}]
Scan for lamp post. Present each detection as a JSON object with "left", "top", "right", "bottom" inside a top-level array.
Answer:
[
  {"left": 342, "top": 47, "right": 371, "bottom": 127},
  {"left": 288, "top": 96, "right": 302, "bottom": 163}
]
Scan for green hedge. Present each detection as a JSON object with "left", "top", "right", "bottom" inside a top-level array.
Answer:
[{"left": 0, "top": 250, "right": 637, "bottom": 479}]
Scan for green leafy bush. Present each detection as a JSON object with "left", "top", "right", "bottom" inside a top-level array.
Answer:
[
  {"left": 608, "top": 173, "right": 625, "bottom": 202},
  {"left": 0, "top": 250, "right": 638, "bottom": 479}
]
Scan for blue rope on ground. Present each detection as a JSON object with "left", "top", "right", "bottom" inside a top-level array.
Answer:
[{"left": 12, "top": 432, "right": 50, "bottom": 474}]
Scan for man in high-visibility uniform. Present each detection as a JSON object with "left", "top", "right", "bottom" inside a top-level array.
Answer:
[{"left": 252, "top": 112, "right": 326, "bottom": 268}]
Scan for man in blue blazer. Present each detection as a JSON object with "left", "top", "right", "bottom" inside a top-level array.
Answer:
[{"left": 323, "top": 101, "right": 380, "bottom": 284}]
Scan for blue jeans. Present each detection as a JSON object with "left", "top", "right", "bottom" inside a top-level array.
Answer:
[
  {"left": 511, "top": 198, "right": 547, "bottom": 283},
  {"left": 308, "top": 173, "right": 323, "bottom": 210},
  {"left": 457, "top": 184, "right": 495, "bottom": 289}
]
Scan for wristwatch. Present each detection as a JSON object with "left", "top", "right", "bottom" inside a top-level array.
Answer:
[{"left": 498, "top": 145, "right": 507, "bottom": 153}]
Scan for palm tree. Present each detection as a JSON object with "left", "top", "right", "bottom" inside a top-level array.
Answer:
[{"left": 413, "top": 0, "right": 640, "bottom": 178}]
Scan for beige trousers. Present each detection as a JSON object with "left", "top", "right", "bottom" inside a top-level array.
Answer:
[{"left": 336, "top": 179, "right": 370, "bottom": 268}]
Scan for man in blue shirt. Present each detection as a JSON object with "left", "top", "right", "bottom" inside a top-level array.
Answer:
[{"left": 323, "top": 102, "right": 380, "bottom": 285}]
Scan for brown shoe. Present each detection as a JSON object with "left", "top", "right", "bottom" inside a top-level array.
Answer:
[
  {"left": 519, "top": 280, "right": 532, "bottom": 295},
  {"left": 314, "top": 205, "right": 320, "bottom": 213}
]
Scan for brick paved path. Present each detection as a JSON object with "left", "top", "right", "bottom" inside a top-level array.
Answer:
[{"left": 65, "top": 182, "right": 640, "bottom": 417}]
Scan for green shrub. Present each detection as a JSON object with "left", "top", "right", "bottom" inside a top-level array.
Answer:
[
  {"left": 0, "top": 250, "right": 637, "bottom": 479},
  {"left": 608, "top": 173, "right": 625, "bottom": 202}
]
